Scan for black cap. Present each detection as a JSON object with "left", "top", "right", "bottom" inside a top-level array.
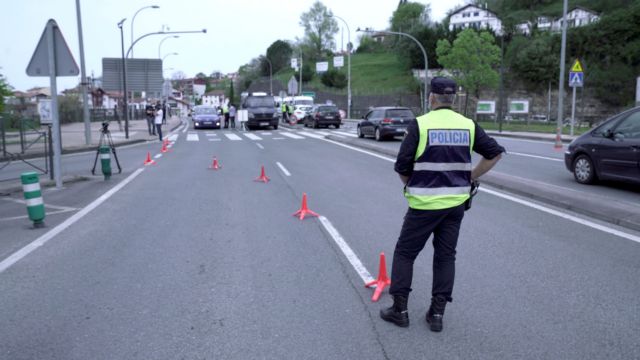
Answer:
[{"left": 431, "top": 77, "right": 456, "bottom": 95}]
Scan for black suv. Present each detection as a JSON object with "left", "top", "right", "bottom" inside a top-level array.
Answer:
[
  {"left": 357, "top": 107, "right": 415, "bottom": 141},
  {"left": 303, "top": 104, "right": 341, "bottom": 129},
  {"left": 242, "top": 95, "right": 279, "bottom": 130}
]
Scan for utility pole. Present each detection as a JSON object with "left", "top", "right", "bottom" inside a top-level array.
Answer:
[
  {"left": 555, "top": 0, "right": 569, "bottom": 149},
  {"left": 75, "top": 0, "right": 91, "bottom": 145}
]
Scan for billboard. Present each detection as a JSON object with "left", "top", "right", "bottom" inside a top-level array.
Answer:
[
  {"left": 102, "top": 58, "right": 163, "bottom": 96},
  {"left": 333, "top": 56, "right": 344, "bottom": 68},
  {"left": 509, "top": 100, "right": 529, "bottom": 114},
  {"left": 476, "top": 100, "right": 495, "bottom": 114},
  {"left": 316, "top": 62, "right": 328, "bottom": 73}
]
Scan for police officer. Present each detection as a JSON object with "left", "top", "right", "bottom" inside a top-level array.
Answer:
[
  {"left": 281, "top": 102, "right": 288, "bottom": 123},
  {"left": 380, "top": 77, "right": 504, "bottom": 332}
]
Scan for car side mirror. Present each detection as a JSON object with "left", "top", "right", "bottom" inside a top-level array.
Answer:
[{"left": 603, "top": 129, "right": 613, "bottom": 138}]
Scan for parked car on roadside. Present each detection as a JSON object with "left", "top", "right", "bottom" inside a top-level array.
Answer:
[
  {"left": 303, "top": 104, "right": 341, "bottom": 128},
  {"left": 190, "top": 105, "right": 221, "bottom": 129},
  {"left": 291, "top": 105, "right": 313, "bottom": 124},
  {"left": 564, "top": 106, "right": 640, "bottom": 185},
  {"left": 357, "top": 107, "right": 415, "bottom": 141}
]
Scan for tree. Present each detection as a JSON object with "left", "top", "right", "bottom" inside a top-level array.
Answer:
[
  {"left": 299, "top": 1, "right": 339, "bottom": 61},
  {"left": 390, "top": 1, "right": 430, "bottom": 32},
  {"left": 0, "top": 71, "right": 13, "bottom": 114},
  {"left": 301, "top": 63, "right": 314, "bottom": 82},
  {"left": 195, "top": 72, "right": 207, "bottom": 79},
  {"left": 321, "top": 69, "right": 347, "bottom": 88},
  {"left": 227, "top": 79, "right": 235, "bottom": 105},
  {"left": 436, "top": 29, "right": 501, "bottom": 115},
  {"left": 265, "top": 40, "right": 293, "bottom": 74},
  {"left": 506, "top": 33, "right": 558, "bottom": 90}
]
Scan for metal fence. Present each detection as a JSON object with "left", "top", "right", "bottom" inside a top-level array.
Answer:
[{"left": 0, "top": 113, "right": 50, "bottom": 182}]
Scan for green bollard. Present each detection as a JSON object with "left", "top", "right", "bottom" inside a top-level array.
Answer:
[
  {"left": 100, "top": 145, "right": 112, "bottom": 180},
  {"left": 21, "top": 172, "right": 45, "bottom": 228}
]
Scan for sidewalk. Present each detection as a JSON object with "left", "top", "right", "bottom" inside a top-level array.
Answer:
[{"left": 1, "top": 116, "right": 184, "bottom": 162}]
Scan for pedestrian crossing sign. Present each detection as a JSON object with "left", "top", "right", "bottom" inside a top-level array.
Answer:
[
  {"left": 569, "top": 72, "right": 584, "bottom": 87},
  {"left": 571, "top": 59, "right": 583, "bottom": 73}
]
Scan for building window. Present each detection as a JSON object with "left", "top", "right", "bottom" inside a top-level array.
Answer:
[{"left": 474, "top": 12, "right": 479, "bottom": 16}]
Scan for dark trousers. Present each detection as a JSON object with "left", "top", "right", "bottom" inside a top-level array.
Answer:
[
  {"left": 230, "top": 116, "right": 235, "bottom": 128},
  {"left": 224, "top": 113, "right": 230, "bottom": 128},
  {"left": 147, "top": 116, "right": 155, "bottom": 135},
  {"left": 389, "top": 204, "right": 465, "bottom": 302},
  {"left": 156, "top": 124, "right": 163, "bottom": 141}
]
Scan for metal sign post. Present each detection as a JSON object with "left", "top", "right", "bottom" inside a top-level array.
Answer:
[
  {"left": 568, "top": 59, "right": 584, "bottom": 136},
  {"left": 26, "top": 19, "right": 79, "bottom": 188}
]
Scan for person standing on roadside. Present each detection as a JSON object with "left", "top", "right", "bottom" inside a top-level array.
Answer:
[
  {"left": 145, "top": 100, "right": 156, "bottom": 136},
  {"left": 281, "top": 101, "right": 288, "bottom": 123},
  {"left": 162, "top": 100, "right": 168, "bottom": 125},
  {"left": 222, "top": 103, "right": 230, "bottom": 128},
  {"left": 380, "top": 77, "right": 504, "bottom": 333},
  {"left": 154, "top": 101, "right": 163, "bottom": 142},
  {"left": 229, "top": 104, "right": 237, "bottom": 129}
]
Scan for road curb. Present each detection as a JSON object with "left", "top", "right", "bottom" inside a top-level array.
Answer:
[
  {"left": 0, "top": 175, "right": 90, "bottom": 196},
  {"left": 486, "top": 131, "right": 574, "bottom": 144},
  {"left": 324, "top": 135, "right": 640, "bottom": 232}
]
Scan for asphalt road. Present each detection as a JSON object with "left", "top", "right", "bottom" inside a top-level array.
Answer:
[{"left": 0, "top": 123, "right": 639, "bottom": 359}]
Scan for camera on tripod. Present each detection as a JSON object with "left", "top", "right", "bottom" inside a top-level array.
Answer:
[
  {"left": 92, "top": 120, "right": 122, "bottom": 175},
  {"left": 101, "top": 121, "right": 109, "bottom": 133}
]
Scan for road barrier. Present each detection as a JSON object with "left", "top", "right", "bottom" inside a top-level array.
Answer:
[
  {"left": 99, "top": 145, "right": 111, "bottom": 180},
  {"left": 21, "top": 172, "right": 45, "bottom": 228},
  {"left": 365, "top": 252, "right": 391, "bottom": 302}
]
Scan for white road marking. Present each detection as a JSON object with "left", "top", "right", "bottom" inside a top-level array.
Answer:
[
  {"left": 153, "top": 154, "right": 162, "bottom": 159},
  {"left": 0, "top": 208, "right": 77, "bottom": 222},
  {"left": 224, "top": 133, "right": 242, "bottom": 141},
  {"left": 280, "top": 132, "right": 304, "bottom": 139},
  {"left": 168, "top": 134, "right": 179, "bottom": 142},
  {"left": 0, "top": 168, "right": 146, "bottom": 273},
  {"left": 244, "top": 133, "right": 263, "bottom": 141},
  {"left": 256, "top": 143, "right": 264, "bottom": 149},
  {"left": 209, "top": 139, "right": 221, "bottom": 142},
  {"left": 318, "top": 136, "right": 640, "bottom": 243},
  {"left": 332, "top": 131, "right": 358, "bottom": 138},
  {"left": 480, "top": 187, "right": 640, "bottom": 244},
  {"left": 205, "top": 133, "right": 217, "bottom": 136},
  {"left": 186, "top": 133, "right": 199, "bottom": 141},
  {"left": 273, "top": 137, "right": 285, "bottom": 140},
  {"left": 508, "top": 151, "right": 563, "bottom": 162},
  {"left": 1, "top": 197, "right": 76, "bottom": 211},
  {"left": 318, "top": 216, "right": 374, "bottom": 284},
  {"left": 494, "top": 136, "right": 556, "bottom": 145},
  {"left": 315, "top": 131, "right": 331, "bottom": 136},
  {"left": 182, "top": 124, "right": 189, "bottom": 133},
  {"left": 261, "top": 132, "right": 272, "bottom": 135},
  {"left": 298, "top": 131, "right": 325, "bottom": 139},
  {"left": 276, "top": 162, "right": 291, "bottom": 176}
]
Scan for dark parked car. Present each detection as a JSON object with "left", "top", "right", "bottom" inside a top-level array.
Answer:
[
  {"left": 191, "top": 105, "right": 221, "bottom": 129},
  {"left": 303, "top": 104, "right": 341, "bottom": 128},
  {"left": 564, "top": 106, "right": 640, "bottom": 185},
  {"left": 242, "top": 94, "right": 279, "bottom": 130},
  {"left": 357, "top": 107, "right": 415, "bottom": 141}
]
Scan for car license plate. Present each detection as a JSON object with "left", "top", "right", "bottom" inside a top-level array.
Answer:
[
  {"left": 325, "top": 116, "right": 334, "bottom": 120},
  {"left": 260, "top": 122, "right": 269, "bottom": 126}
]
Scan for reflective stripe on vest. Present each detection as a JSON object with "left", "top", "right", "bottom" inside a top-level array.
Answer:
[{"left": 405, "top": 109, "right": 475, "bottom": 210}]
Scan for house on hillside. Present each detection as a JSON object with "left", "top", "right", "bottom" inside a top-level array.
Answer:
[
  {"left": 448, "top": 4, "right": 502, "bottom": 35},
  {"left": 516, "top": 7, "right": 600, "bottom": 35},
  {"left": 202, "top": 90, "right": 225, "bottom": 107}
]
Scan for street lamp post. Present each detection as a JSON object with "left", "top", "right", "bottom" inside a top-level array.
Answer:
[
  {"left": 330, "top": 14, "right": 351, "bottom": 119},
  {"left": 358, "top": 28, "right": 429, "bottom": 113},
  {"left": 162, "top": 52, "right": 178, "bottom": 62},
  {"left": 263, "top": 56, "right": 273, "bottom": 95},
  {"left": 555, "top": 0, "right": 569, "bottom": 149},
  {"left": 158, "top": 35, "right": 179, "bottom": 58},
  {"left": 117, "top": 18, "right": 129, "bottom": 138},
  {"left": 130, "top": 5, "right": 159, "bottom": 58}
]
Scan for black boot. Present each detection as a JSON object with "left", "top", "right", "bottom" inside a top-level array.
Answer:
[
  {"left": 380, "top": 295, "right": 409, "bottom": 327},
  {"left": 426, "top": 296, "right": 447, "bottom": 332}
]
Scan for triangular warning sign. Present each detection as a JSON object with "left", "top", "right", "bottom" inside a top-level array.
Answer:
[
  {"left": 570, "top": 59, "right": 583, "bottom": 73},
  {"left": 26, "top": 19, "right": 79, "bottom": 77}
]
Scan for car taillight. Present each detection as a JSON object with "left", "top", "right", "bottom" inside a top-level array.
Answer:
[{"left": 382, "top": 118, "right": 393, "bottom": 124}]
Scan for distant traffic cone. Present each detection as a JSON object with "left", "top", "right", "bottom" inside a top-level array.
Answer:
[
  {"left": 292, "top": 193, "right": 319, "bottom": 220},
  {"left": 554, "top": 129, "right": 563, "bottom": 150},
  {"left": 209, "top": 156, "right": 221, "bottom": 170},
  {"left": 143, "top": 152, "right": 156, "bottom": 166},
  {"left": 161, "top": 140, "right": 169, "bottom": 153},
  {"left": 254, "top": 165, "right": 270, "bottom": 183},
  {"left": 365, "top": 252, "right": 391, "bottom": 302}
]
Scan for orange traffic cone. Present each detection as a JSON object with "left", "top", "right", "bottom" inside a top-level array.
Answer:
[
  {"left": 554, "top": 129, "right": 563, "bottom": 150},
  {"left": 161, "top": 140, "right": 169, "bottom": 153},
  {"left": 254, "top": 165, "right": 270, "bottom": 183},
  {"left": 365, "top": 252, "right": 391, "bottom": 302},
  {"left": 209, "top": 156, "right": 221, "bottom": 170},
  {"left": 292, "top": 193, "right": 319, "bottom": 220},
  {"left": 143, "top": 152, "right": 156, "bottom": 166}
]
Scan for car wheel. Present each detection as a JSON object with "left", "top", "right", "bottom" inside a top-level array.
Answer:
[
  {"left": 357, "top": 126, "right": 364, "bottom": 138},
  {"left": 313, "top": 121, "right": 319, "bottom": 129},
  {"left": 335, "top": 124, "right": 340, "bottom": 129},
  {"left": 572, "top": 154, "right": 597, "bottom": 184},
  {"left": 273, "top": 124, "right": 278, "bottom": 130},
  {"left": 375, "top": 127, "right": 383, "bottom": 141}
]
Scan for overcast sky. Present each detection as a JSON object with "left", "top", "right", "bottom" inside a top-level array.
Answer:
[{"left": 0, "top": 0, "right": 466, "bottom": 92}]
